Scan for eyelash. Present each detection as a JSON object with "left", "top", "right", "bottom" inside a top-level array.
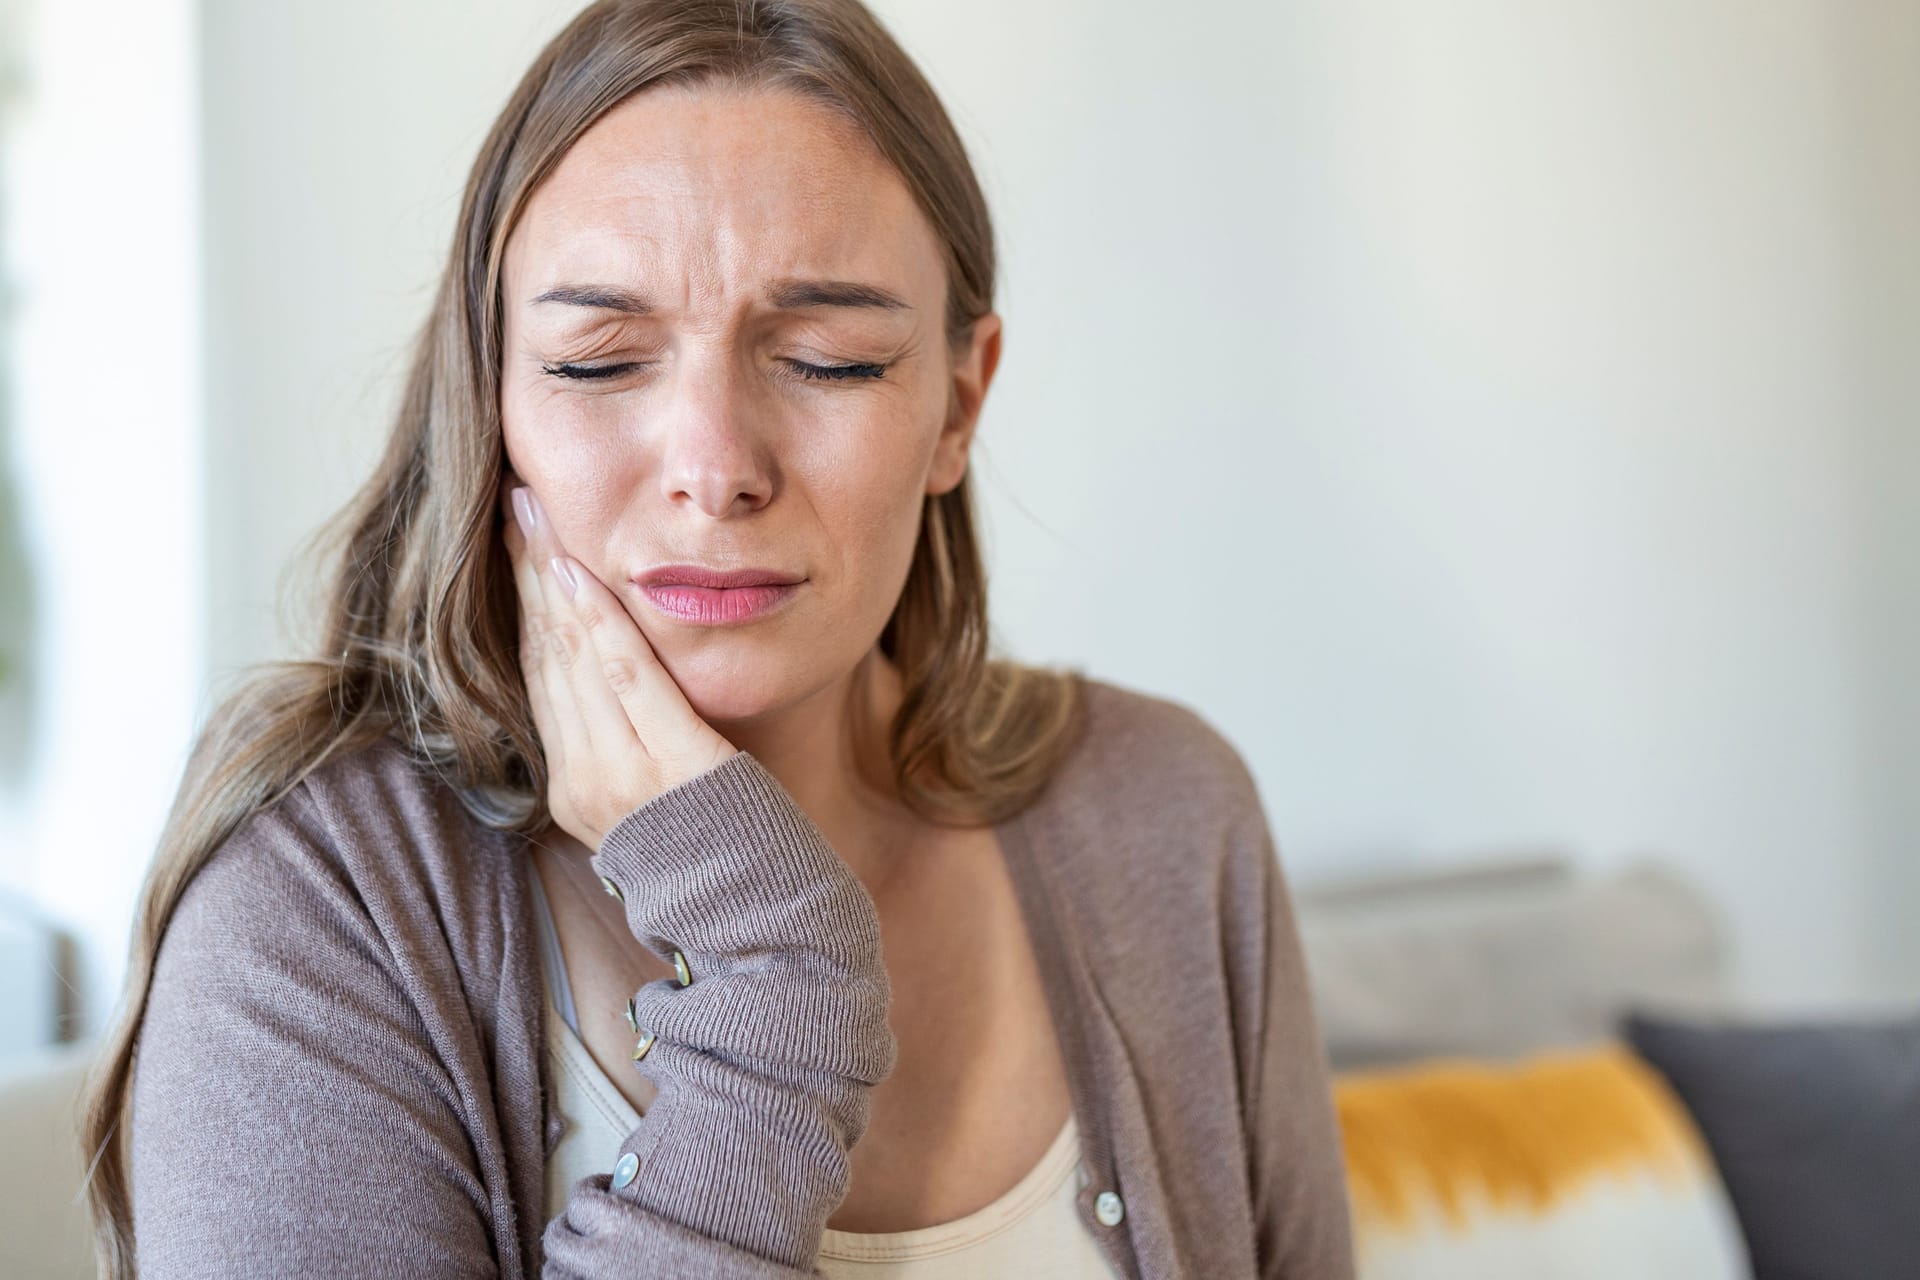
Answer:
[{"left": 539, "top": 359, "right": 890, "bottom": 383}]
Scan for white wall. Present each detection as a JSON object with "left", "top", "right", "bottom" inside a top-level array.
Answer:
[
  {"left": 1841, "top": 1, "right": 1920, "bottom": 1010},
  {"left": 0, "top": 0, "right": 202, "bottom": 1045},
  {"left": 936, "top": 0, "right": 1920, "bottom": 1011},
  {"left": 199, "top": 0, "right": 591, "bottom": 677},
  {"left": 4, "top": 0, "right": 1913, "bottom": 1046}
]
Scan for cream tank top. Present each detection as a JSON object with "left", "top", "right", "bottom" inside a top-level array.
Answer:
[{"left": 529, "top": 870, "right": 1117, "bottom": 1277}]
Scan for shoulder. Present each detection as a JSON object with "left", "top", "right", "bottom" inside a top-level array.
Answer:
[
  {"left": 1034, "top": 678, "right": 1294, "bottom": 1078},
  {"left": 130, "top": 734, "right": 537, "bottom": 1276},
  {"left": 1022, "top": 673, "right": 1273, "bottom": 920},
  {"left": 1063, "top": 672, "right": 1265, "bottom": 817},
  {"left": 164, "top": 734, "right": 524, "bottom": 981}
]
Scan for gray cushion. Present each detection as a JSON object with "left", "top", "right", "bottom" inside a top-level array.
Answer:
[
  {"left": 1296, "top": 858, "right": 1734, "bottom": 1068},
  {"left": 1622, "top": 1007, "right": 1920, "bottom": 1280}
]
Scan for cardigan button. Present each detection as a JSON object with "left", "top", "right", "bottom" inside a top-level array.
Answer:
[
  {"left": 1093, "top": 1190, "right": 1125, "bottom": 1226},
  {"left": 611, "top": 1151, "right": 639, "bottom": 1189},
  {"left": 624, "top": 996, "right": 639, "bottom": 1034},
  {"left": 632, "top": 1030, "right": 656, "bottom": 1061},
  {"left": 671, "top": 950, "right": 692, "bottom": 986},
  {"left": 598, "top": 875, "right": 624, "bottom": 902}
]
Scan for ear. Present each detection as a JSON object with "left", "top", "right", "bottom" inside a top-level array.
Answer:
[{"left": 926, "top": 312, "right": 1003, "bottom": 496}]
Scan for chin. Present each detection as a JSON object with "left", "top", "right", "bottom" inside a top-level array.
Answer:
[{"left": 655, "top": 649, "right": 795, "bottom": 726}]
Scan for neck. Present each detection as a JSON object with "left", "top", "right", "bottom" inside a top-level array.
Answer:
[{"left": 704, "top": 645, "right": 917, "bottom": 895}]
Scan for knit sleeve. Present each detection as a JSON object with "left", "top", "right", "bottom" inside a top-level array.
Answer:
[
  {"left": 128, "top": 783, "right": 507, "bottom": 1277},
  {"left": 539, "top": 750, "right": 899, "bottom": 1278},
  {"left": 1220, "top": 763, "right": 1359, "bottom": 1280}
]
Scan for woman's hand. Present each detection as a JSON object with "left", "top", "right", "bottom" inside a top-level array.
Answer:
[{"left": 500, "top": 474, "right": 739, "bottom": 852}]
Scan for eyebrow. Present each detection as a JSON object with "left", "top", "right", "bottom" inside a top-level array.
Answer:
[{"left": 530, "top": 279, "right": 913, "bottom": 314}]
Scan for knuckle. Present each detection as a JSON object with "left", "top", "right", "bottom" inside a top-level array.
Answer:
[
  {"left": 602, "top": 654, "right": 639, "bottom": 694},
  {"left": 547, "top": 621, "right": 580, "bottom": 666}
]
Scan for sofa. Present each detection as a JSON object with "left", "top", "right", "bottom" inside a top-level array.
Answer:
[
  {"left": 1298, "top": 853, "right": 1918, "bottom": 1279},
  {"left": 0, "top": 1039, "right": 95, "bottom": 1278}
]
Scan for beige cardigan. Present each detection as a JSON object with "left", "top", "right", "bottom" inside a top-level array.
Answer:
[{"left": 127, "top": 673, "right": 1356, "bottom": 1278}]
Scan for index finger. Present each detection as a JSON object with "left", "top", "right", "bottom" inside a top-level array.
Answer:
[{"left": 551, "top": 553, "right": 710, "bottom": 759}]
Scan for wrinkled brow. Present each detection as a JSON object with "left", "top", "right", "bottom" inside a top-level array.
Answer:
[{"left": 529, "top": 279, "right": 914, "bottom": 314}]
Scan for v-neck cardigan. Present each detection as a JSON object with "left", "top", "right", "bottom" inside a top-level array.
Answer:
[{"left": 126, "top": 673, "right": 1357, "bottom": 1278}]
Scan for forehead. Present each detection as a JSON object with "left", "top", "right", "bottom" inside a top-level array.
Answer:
[{"left": 504, "top": 82, "right": 943, "bottom": 305}]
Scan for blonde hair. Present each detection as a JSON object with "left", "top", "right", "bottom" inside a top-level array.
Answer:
[{"left": 78, "top": 1, "right": 1086, "bottom": 1272}]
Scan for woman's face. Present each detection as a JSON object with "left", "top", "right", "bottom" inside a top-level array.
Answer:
[{"left": 500, "top": 82, "right": 999, "bottom": 725}]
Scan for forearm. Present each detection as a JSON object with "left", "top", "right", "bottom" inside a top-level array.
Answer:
[{"left": 540, "top": 750, "right": 897, "bottom": 1275}]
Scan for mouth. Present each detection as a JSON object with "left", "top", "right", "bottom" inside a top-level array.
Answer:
[
  {"left": 635, "top": 564, "right": 805, "bottom": 590},
  {"left": 633, "top": 565, "right": 805, "bottom": 627}
]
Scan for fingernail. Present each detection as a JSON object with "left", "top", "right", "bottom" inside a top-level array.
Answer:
[
  {"left": 512, "top": 487, "right": 534, "bottom": 535},
  {"left": 551, "top": 556, "right": 579, "bottom": 598}
]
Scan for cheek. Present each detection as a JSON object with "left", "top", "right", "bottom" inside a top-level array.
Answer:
[
  {"left": 501, "top": 410, "right": 628, "bottom": 565},
  {"left": 501, "top": 385, "right": 568, "bottom": 491},
  {"left": 803, "top": 420, "right": 936, "bottom": 552},
  {"left": 816, "top": 466, "right": 934, "bottom": 633},
  {"left": 503, "top": 382, "right": 610, "bottom": 474}
]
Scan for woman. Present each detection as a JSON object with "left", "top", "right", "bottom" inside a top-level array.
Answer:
[{"left": 80, "top": 1, "right": 1355, "bottom": 1276}]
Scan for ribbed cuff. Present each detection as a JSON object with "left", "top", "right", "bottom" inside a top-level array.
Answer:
[{"left": 581, "top": 750, "right": 897, "bottom": 1268}]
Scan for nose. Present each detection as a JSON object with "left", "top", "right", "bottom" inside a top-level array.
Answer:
[{"left": 654, "top": 352, "right": 776, "bottom": 518}]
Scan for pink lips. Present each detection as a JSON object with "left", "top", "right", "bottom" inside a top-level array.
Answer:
[{"left": 635, "top": 564, "right": 804, "bottom": 626}]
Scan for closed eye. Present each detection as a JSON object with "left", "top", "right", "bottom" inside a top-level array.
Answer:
[
  {"left": 539, "top": 360, "right": 890, "bottom": 382},
  {"left": 540, "top": 361, "right": 635, "bottom": 381},
  {"left": 787, "top": 360, "right": 889, "bottom": 382}
]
